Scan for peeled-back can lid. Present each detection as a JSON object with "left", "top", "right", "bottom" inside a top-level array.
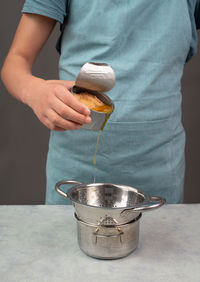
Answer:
[{"left": 75, "top": 62, "right": 116, "bottom": 92}]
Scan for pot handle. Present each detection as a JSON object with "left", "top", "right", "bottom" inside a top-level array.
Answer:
[
  {"left": 121, "top": 196, "right": 166, "bottom": 215},
  {"left": 93, "top": 227, "right": 124, "bottom": 244},
  {"left": 93, "top": 229, "right": 124, "bottom": 238},
  {"left": 55, "top": 180, "right": 82, "bottom": 199}
]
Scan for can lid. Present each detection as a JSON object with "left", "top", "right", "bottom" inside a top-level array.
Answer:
[{"left": 75, "top": 62, "right": 116, "bottom": 92}]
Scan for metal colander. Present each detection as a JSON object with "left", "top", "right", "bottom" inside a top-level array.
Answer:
[
  {"left": 69, "top": 183, "right": 146, "bottom": 208},
  {"left": 55, "top": 180, "right": 166, "bottom": 225}
]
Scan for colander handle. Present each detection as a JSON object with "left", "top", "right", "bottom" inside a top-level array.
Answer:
[
  {"left": 55, "top": 180, "right": 82, "bottom": 199},
  {"left": 134, "top": 196, "right": 166, "bottom": 212},
  {"left": 121, "top": 196, "right": 166, "bottom": 215}
]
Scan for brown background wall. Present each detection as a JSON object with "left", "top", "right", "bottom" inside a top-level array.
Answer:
[{"left": 0, "top": 1, "right": 200, "bottom": 204}]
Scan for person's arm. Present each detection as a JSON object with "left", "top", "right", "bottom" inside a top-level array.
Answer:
[{"left": 1, "top": 13, "right": 91, "bottom": 131}]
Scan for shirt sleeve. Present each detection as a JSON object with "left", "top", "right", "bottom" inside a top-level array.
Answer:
[
  {"left": 22, "top": 0, "right": 67, "bottom": 24},
  {"left": 195, "top": 0, "right": 200, "bottom": 29}
]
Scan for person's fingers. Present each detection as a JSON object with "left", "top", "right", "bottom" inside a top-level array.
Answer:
[
  {"left": 46, "top": 109, "right": 82, "bottom": 130},
  {"left": 54, "top": 86, "right": 91, "bottom": 116},
  {"left": 46, "top": 80, "right": 75, "bottom": 90},
  {"left": 43, "top": 118, "right": 66, "bottom": 131},
  {"left": 51, "top": 96, "right": 91, "bottom": 125},
  {"left": 56, "top": 80, "right": 75, "bottom": 90}
]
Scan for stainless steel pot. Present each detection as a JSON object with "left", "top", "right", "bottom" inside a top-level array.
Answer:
[
  {"left": 55, "top": 180, "right": 166, "bottom": 225},
  {"left": 75, "top": 213, "right": 142, "bottom": 259}
]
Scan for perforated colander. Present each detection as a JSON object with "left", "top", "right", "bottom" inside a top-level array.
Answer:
[{"left": 55, "top": 180, "right": 166, "bottom": 225}]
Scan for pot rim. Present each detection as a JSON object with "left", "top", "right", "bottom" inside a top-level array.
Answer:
[{"left": 74, "top": 212, "right": 142, "bottom": 227}]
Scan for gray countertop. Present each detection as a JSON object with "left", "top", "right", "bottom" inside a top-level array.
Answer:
[{"left": 0, "top": 204, "right": 200, "bottom": 282}]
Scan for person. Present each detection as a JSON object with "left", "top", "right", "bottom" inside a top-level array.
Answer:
[{"left": 1, "top": 0, "right": 200, "bottom": 204}]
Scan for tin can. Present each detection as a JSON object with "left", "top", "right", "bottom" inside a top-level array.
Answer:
[{"left": 72, "top": 62, "right": 116, "bottom": 131}]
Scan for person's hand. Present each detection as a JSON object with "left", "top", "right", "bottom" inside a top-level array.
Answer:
[
  {"left": 26, "top": 78, "right": 91, "bottom": 131},
  {"left": 1, "top": 14, "right": 91, "bottom": 131}
]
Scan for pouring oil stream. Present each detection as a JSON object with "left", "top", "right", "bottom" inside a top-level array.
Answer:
[{"left": 93, "top": 113, "right": 111, "bottom": 183}]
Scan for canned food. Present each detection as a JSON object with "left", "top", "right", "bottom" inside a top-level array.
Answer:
[
  {"left": 72, "top": 86, "right": 114, "bottom": 130},
  {"left": 72, "top": 62, "right": 116, "bottom": 131}
]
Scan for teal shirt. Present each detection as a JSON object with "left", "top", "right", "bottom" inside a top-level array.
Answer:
[
  {"left": 22, "top": 0, "right": 200, "bottom": 62},
  {"left": 22, "top": 1, "right": 200, "bottom": 204}
]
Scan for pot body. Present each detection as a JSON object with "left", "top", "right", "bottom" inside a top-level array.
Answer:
[{"left": 75, "top": 213, "right": 142, "bottom": 259}]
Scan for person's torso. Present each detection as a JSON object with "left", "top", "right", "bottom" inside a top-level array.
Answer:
[
  {"left": 47, "top": 0, "right": 193, "bottom": 204},
  {"left": 59, "top": 0, "right": 192, "bottom": 124}
]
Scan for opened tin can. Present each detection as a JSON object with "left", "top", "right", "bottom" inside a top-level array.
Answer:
[{"left": 72, "top": 62, "right": 116, "bottom": 131}]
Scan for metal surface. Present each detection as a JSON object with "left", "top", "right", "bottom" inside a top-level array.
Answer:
[
  {"left": 72, "top": 62, "right": 115, "bottom": 131},
  {"left": 75, "top": 213, "right": 142, "bottom": 259},
  {"left": 75, "top": 62, "right": 116, "bottom": 92},
  {"left": 92, "top": 216, "right": 124, "bottom": 244},
  {"left": 55, "top": 180, "right": 166, "bottom": 225}
]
